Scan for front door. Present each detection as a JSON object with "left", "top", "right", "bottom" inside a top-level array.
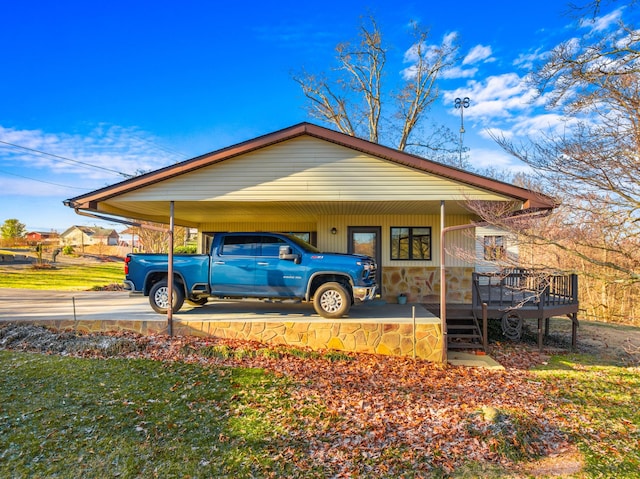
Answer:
[{"left": 348, "top": 226, "right": 382, "bottom": 293}]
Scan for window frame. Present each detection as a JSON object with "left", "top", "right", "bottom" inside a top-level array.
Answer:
[
  {"left": 390, "top": 226, "right": 432, "bottom": 261},
  {"left": 483, "top": 235, "right": 506, "bottom": 261}
]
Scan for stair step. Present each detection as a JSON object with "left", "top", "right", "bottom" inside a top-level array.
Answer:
[
  {"left": 448, "top": 333, "right": 482, "bottom": 339},
  {"left": 447, "top": 324, "right": 477, "bottom": 330},
  {"left": 447, "top": 342, "right": 484, "bottom": 350}
]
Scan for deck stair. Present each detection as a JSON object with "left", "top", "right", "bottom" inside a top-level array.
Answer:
[
  {"left": 445, "top": 306, "right": 484, "bottom": 351},
  {"left": 423, "top": 303, "right": 486, "bottom": 351}
]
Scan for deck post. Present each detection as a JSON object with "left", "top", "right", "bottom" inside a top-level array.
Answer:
[
  {"left": 482, "top": 302, "right": 488, "bottom": 352},
  {"left": 545, "top": 317, "right": 550, "bottom": 337},
  {"left": 571, "top": 312, "right": 578, "bottom": 350}
]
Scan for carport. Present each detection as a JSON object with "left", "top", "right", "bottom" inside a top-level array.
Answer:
[{"left": 63, "top": 122, "right": 555, "bottom": 362}]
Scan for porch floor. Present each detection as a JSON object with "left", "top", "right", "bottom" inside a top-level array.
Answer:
[{"left": 1, "top": 288, "right": 503, "bottom": 366}]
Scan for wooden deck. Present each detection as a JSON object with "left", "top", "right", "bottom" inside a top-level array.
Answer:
[{"left": 428, "top": 269, "right": 580, "bottom": 352}]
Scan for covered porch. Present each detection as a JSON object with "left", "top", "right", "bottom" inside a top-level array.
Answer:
[{"left": 64, "top": 123, "right": 562, "bottom": 362}]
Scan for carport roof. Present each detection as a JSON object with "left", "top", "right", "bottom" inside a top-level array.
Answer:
[{"left": 64, "top": 122, "right": 556, "bottom": 225}]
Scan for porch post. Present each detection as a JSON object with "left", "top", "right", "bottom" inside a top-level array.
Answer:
[
  {"left": 167, "top": 201, "right": 175, "bottom": 336},
  {"left": 440, "top": 200, "right": 447, "bottom": 363}
]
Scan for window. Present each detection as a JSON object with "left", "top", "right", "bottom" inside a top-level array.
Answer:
[
  {"left": 391, "top": 227, "right": 431, "bottom": 260},
  {"left": 284, "top": 232, "right": 317, "bottom": 246},
  {"left": 260, "top": 236, "right": 288, "bottom": 256},
  {"left": 484, "top": 235, "right": 506, "bottom": 261},
  {"left": 220, "top": 235, "right": 259, "bottom": 256}
]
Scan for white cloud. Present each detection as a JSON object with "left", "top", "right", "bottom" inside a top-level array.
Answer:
[
  {"left": 439, "top": 65, "right": 478, "bottom": 79},
  {"left": 444, "top": 73, "right": 539, "bottom": 122},
  {"left": 468, "top": 147, "right": 527, "bottom": 171},
  {"left": 580, "top": 7, "right": 623, "bottom": 33},
  {"left": 513, "top": 48, "right": 547, "bottom": 69},
  {"left": 463, "top": 44, "right": 493, "bottom": 65},
  {"left": 402, "top": 31, "right": 461, "bottom": 80},
  {"left": 0, "top": 124, "right": 183, "bottom": 197}
]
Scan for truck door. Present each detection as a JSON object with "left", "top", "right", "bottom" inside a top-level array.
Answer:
[
  {"left": 254, "top": 235, "right": 306, "bottom": 297},
  {"left": 209, "top": 234, "right": 259, "bottom": 296}
]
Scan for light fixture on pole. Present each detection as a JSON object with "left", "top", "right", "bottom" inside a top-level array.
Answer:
[{"left": 454, "top": 97, "right": 470, "bottom": 166}]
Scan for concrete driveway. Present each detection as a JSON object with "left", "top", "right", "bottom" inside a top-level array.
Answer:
[{"left": 0, "top": 288, "right": 436, "bottom": 324}]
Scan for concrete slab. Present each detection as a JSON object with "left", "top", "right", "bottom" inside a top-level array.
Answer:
[
  {"left": 447, "top": 351, "right": 505, "bottom": 369},
  {"left": 0, "top": 288, "right": 503, "bottom": 366}
]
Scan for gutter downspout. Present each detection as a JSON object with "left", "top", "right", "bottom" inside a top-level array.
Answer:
[
  {"left": 72, "top": 209, "right": 168, "bottom": 232},
  {"left": 440, "top": 220, "right": 486, "bottom": 362},
  {"left": 440, "top": 201, "right": 447, "bottom": 363}
]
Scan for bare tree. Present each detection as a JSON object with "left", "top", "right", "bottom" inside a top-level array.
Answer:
[
  {"left": 292, "top": 16, "right": 459, "bottom": 159},
  {"left": 482, "top": 3, "right": 640, "bottom": 322},
  {"left": 129, "top": 221, "right": 188, "bottom": 254}
]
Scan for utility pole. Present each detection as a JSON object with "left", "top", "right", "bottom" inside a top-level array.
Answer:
[{"left": 454, "top": 97, "right": 470, "bottom": 166}]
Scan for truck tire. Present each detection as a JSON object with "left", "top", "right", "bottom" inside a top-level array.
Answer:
[
  {"left": 186, "top": 297, "right": 208, "bottom": 306},
  {"left": 313, "top": 282, "right": 351, "bottom": 318},
  {"left": 149, "top": 280, "right": 185, "bottom": 314}
]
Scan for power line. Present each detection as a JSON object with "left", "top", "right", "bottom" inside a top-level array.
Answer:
[
  {"left": 0, "top": 139, "right": 134, "bottom": 178},
  {"left": 0, "top": 168, "right": 90, "bottom": 190}
]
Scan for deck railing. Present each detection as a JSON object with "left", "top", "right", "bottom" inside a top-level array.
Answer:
[{"left": 472, "top": 269, "right": 579, "bottom": 311}]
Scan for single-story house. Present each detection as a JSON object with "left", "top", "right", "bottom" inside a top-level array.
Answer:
[
  {"left": 25, "top": 231, "right": 59, "bottom": 245},
  {"left": 63, "top": 122, "right": 554, "bottom": 303},
  {"left": 60, "top": 226, "right": 120, "bottom": 247},
  {"left": 63, "top": 122, "right": 576, "bottom": 360}
]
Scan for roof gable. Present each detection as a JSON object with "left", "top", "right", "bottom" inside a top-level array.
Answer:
[
  {"left": 65, "top": 122, "right": 555, "bottom": 212},
  {"left": 109, "top": 136, "right": 515, "bottom": 204}
]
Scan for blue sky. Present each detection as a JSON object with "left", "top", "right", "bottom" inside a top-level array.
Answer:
[{"left": 0, "top": 0, "right": 634, "bottom": 232}]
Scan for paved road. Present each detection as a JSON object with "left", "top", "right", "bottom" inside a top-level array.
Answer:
[{"left": 0, "top": 288, "right": 436, "bottom": 323}]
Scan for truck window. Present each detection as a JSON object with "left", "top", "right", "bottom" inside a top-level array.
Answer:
[
  {"left": 220, "top": 235, "right": 259, "bottom": 256},
  {"left": 260, "top": 236, "right": 288, "bottom": 257}
]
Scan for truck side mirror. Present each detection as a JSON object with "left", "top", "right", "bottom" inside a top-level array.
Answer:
[{"left": 279, "top": 245, "right": 300, "bottom": 263}]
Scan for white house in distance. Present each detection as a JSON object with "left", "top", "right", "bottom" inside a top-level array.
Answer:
[
  {"left": 63, "top": 122, "right": 555, "bottom": 305},
  {"left": 60, "top": 226, "right": 119, "bottom": 248},
  {"left": 475, "top": 225, "right": 519, "bottom": 274}
]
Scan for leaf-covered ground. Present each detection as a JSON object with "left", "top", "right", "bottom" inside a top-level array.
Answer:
[{"left": 1, "top": 323, "right": 637, "bottom": 477}]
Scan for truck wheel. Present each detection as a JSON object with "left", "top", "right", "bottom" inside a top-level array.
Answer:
[
  {"left": 186, "top": 297, "right": 208, "bottom": 306},
  {"left": 149, "top": 280, "right": 185, "bottom": 314},
  {"left": 313, "top": 282, "right": 351, "bottom": 318}
]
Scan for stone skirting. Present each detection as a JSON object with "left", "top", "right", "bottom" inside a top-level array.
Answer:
[
  {"left": 382, "top": 266, "right": 474, "bottom": 304},
  {"left": 19, "top": 318, "right": 444, "bottom": 362}
]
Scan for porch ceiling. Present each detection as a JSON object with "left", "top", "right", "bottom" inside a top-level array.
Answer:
[{"left": 94, "top": 199, "right": 479, "bottom": 226}]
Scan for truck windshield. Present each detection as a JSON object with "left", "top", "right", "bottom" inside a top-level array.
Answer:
[{"left": 285, "top": 234, "right": 321, "bottom": 253}]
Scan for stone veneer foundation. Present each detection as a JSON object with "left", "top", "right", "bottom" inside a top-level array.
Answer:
[
  {"left": 382, "top": 266, "right": 475, "bottom": 304},
  {"left": 21, "top": 317, "right": 444, "bottom": 362}
]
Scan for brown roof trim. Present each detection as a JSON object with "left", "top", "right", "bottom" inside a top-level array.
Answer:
[{"left": 65, "top": 122, "right": 555, "bottom": 210}]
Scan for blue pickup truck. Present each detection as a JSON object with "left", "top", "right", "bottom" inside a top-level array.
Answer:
[{"left": 124, "top": 232, "right": 377, "bottom": 318}]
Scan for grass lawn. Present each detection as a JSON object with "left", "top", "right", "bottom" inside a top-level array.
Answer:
[
  {"left": 0, "top": 350, "right": 311, "bottom": 478},
  {"left": 1, "top": 328, "right": 639, "bottom": 478},
  {"left": 532, "top": 355, "right": 640, "bottom": 478},
  {"left": 0, "top": 262, "right": 123, "bottom": 290}
]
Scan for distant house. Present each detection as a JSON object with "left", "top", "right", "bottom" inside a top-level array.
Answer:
[
  {"left": 475, "top": 225, "right": 519, "bottom": 274},
  {"left": 60, "top": 226, "right": 119, "bottom": 247},
  {"left": 119, "top": 227, "right": 141, "bottom": 249},
  {"left": 25, "top": 231, "right": 59, "bottom": 245}
]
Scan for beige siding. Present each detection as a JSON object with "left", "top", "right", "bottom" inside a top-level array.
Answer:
[
  {"left": 197, "top": 213, "right": 475, "bottom": 268},
  {"left": 115, "top": 137, "right": 512, "bottom": 203}
]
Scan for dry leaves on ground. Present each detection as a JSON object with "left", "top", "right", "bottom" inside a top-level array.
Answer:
[{"left": 0, "top": 324, "right": 574, "bottom": 476}]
